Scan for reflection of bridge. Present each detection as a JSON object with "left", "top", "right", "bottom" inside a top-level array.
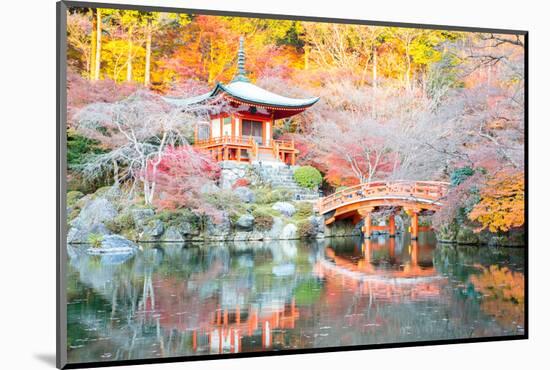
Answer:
[
  {"left": 317, "top": 181, "right": 449, "bottom": 239},
  {"left": 315, "top": 240, "right": 446, "bottom": 301}
]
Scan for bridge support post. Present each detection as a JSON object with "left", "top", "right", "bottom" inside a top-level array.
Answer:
[
  {"left": 389, "top": 215, "right": 396, "bottom": 237},
  {"left": 362, "top": 212, "right": 372, "bottom": 239},
  {"left": 411, "top": 210, "right": 419, "bottom": 240}
]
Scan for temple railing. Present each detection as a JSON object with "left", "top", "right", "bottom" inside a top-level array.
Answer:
[
  {"left": 317, "top": 180, "right": 449, "bottom": 215},
  {"left": 273, "top": 139, "right": 295, "bottom": 150},
  {"left": 195, "top": 135, "right": 255, "bottom": 148}
]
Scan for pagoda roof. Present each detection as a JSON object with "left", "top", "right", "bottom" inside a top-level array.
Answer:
[
  {"left": 163, "top": 36, "right": 319, "bottom": 113},
  {"left": 164, "top": 80, "right": 319, "bottom": 110}
]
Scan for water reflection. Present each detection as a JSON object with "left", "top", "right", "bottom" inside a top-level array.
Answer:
[{"left": 66, "top": 234, "right": 525, "bottom": 364}]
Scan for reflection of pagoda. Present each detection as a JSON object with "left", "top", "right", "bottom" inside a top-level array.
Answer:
[
  {"left": 165, "top": 37, "right": 319, "bottom": 165},
  {"left": 191, "top": 300, "right": 299, "bottom": 354}
]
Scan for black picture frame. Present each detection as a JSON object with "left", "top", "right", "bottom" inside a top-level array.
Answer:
[{"left": 56, "top": 1, "right": 529, "bottom": 368}]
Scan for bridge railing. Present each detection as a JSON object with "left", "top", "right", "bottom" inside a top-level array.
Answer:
[{"left": 317, "top": 180, "right": 449, "bottom": 215}]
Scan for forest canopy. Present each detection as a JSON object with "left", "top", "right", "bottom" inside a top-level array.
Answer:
[{"left": 66, "top": 7, "right": 525, "bottom": 233}]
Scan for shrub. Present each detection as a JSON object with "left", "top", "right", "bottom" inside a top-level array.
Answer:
[
  {"left": 297, "top": 219, "right": 315, "bottom": 238},
  {"left": 87, "top": 233, "right": 103, "bottom": 248},
  {"left": 154, "top": 208, "right": 199, "bottom": 228},
  {"left": 105, "top": 212, "right": 135, "bottom": 234},
  {"left": 450, "top": 166, "right": 475, "bottom": 187},
  {"left": 295, "top": 202, "right": 313, "bottom": 219},
  {"left": 254, "top": 215, "right": 274, "bottom": 231},
  {"left": 254, "top": 187, "right": 292, "bottom": 204},
  {"left": 294, "top": 166, "right": 322, "bottom": 189},
  {"left": 251, "top": 207, "right": 276, "bottom": 231}
]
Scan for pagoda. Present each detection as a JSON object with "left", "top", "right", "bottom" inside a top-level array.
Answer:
[{"left": 165, "top": 37, "right": 319, "bottom": 165}]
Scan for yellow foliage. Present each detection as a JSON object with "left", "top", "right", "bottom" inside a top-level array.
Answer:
[{"left": 468, "top": 171, "right": 524, "bottom": 232}]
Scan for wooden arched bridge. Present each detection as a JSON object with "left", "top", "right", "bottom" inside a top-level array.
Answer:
[{"left": 316, "top": 180, "right": 449, "bottom": 239}]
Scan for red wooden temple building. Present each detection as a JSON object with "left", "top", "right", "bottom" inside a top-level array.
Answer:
[{"left": 165, "top": 37, "right": 319, "bottom": 165}]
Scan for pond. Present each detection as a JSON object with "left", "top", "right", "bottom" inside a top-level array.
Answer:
[{"left": 66, "top": 233, "right": 525, "bottom": 364}]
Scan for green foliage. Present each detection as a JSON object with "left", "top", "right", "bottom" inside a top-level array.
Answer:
[
  {"left": 87, "top": 233, "right": 103, "bottom": 248},
  {"left": 67, "top": 191, "right": 84, "bottom": 208},
  {"left": 293, "top": 166, "right": 322, "bottom": 189},
  {"left": 67, "top": 129, "right": 105, "bottom": 169},
  {"left": 294, "top": 202, "right": 313, "bottom": 219},
  {"left": 253, "top": 187, "right": 293, "bottom": 204},
  {"left": 251, "top": 204, "right": 281, "bottom": 217},
  {"left": 154, "top": 208, "right": 199, "bottom": 228},
  {"left": 451, "top": 166, "right": 475, "bottom": 187},
  {"left": 105, "top": 213, "right": 135, "bottom": 234}
]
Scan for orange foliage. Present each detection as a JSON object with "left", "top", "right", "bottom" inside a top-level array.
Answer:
[{"left": 468, "top": 170, "right": 524, "bottom": 232}]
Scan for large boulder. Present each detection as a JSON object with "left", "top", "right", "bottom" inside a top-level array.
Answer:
[
  {"left": 87, "top": 235, "right": 138, "bottom": 255},
  {"left": 142, "top": 219, "right": 164, "bottom": 240},
  {"left": 162, "top": 226, "right": 185, "bottom": 242},
  {"left": 234, "top": 187, "right": 255, "bottom": 203},
  {"left": 235, "top": 214, "right": 254, "bottom": 230},
  {"left": 67, "top": 196, "right": 118, "bottom": 243},
  {"left": 265, "top": 216, "right": 284, "bottom": 240},
  {"left": 131, "top": 208, "right": 155, "bottom": 229},
  {"left": 205, "top": 212, "right": 231, "bottom": 240},
  {"left": 177, "top": 220, "right": 199, "bottom": 237},
  {"left": 272, "top": 202, "right": 296, "bottom": 217},
  {"left": 309, "top": 215, "right": 326, "bottom": 237},
  {"left": 68, "top": 223, "right": 111, "bottom": 244},
  {"left": 75, "top": 197, "right": 118, "bottom": 227},
  {"left": 280, "top": 223, "right": 298, "bottom": 240}
]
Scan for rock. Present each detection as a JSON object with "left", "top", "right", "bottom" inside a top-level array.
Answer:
[
  {"left": 309, "top": 216, "right": 325, "bottom": 235},
  {"left": 87, "top": 235, "right": 138, "bottom": 255},
  {"left": 131, "top": 208, "right": 155, "bottom": 228},
  {"left": 234, "top": 187, "right": 255, "bottom": 203},
  {"left": 67, "top": 196, "right": 118, "bottom": 243},
  {"left": 233, "top": 230, "right": 265, "bottom": 241},
  {"left": 280, "top": 223, "right": 298, "bottom": 240},
  {"left": 235, "top": 214, "right": 254, "bottom": 230},
  {"left": 177, "top": 220, "right": 199, "bottom": 236},
  {"left": 272, "top": 202, "right": 296, "bottom": 217},
  {"left": 265, "top": 217, "right": 284, "bottom": 240},
  {"left": 162, "top": 226, "right": 185, "bottom": 242},
  {"left": 68, "top": 223, "right": 111, "bottom": 244},
  {"left": 75, "top": 197, "right": 118, "bottom": 227},
  {"left": 205, "top": 212, "right": 231, "bottom": 239},
  {"left": 248, "top": 231, "right": 264, "bottom": 241},
  {"left": 142, "top": 219, "right": 164, "bottom": 240}
]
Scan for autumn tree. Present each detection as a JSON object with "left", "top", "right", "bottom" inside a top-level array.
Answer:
[
  {"left": 73, "top": 90, "right": 225, "bottom": 204},
  {"left": 151, "top": 145, "right": 221, "bottom": 221},
  {"left": 468, "top": 170, "right": 524, "bottom": 232}
]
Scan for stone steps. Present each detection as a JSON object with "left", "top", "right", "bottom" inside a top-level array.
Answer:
[{"left": 252, "top": 163, "right": 320, "bottom": 201}]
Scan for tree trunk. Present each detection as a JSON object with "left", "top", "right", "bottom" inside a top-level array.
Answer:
[
  {"left": 93, "top": 9, "right": 102, "bottom": 81},
  {"left": 304, "top": 45, "right": 310, "bottom": 71},
  {"left": 89, "top": 9, "right": 97, "bottom": 80},
  {"left": 405, "top": 41, "right": 412, "bottom": 91},
  {"left": 126, "top": 38, "right": 133, "bottom": 82},
  {"left": 144, "top": 21, "right": 152, "bottom": 87},
  {"left": 372, "top": 46, "right": 378, "bottom": 89}
]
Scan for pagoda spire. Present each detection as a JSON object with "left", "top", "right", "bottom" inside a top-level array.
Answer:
[{"left": 232, "top": 36, "right": 250, "bottom": 82}]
